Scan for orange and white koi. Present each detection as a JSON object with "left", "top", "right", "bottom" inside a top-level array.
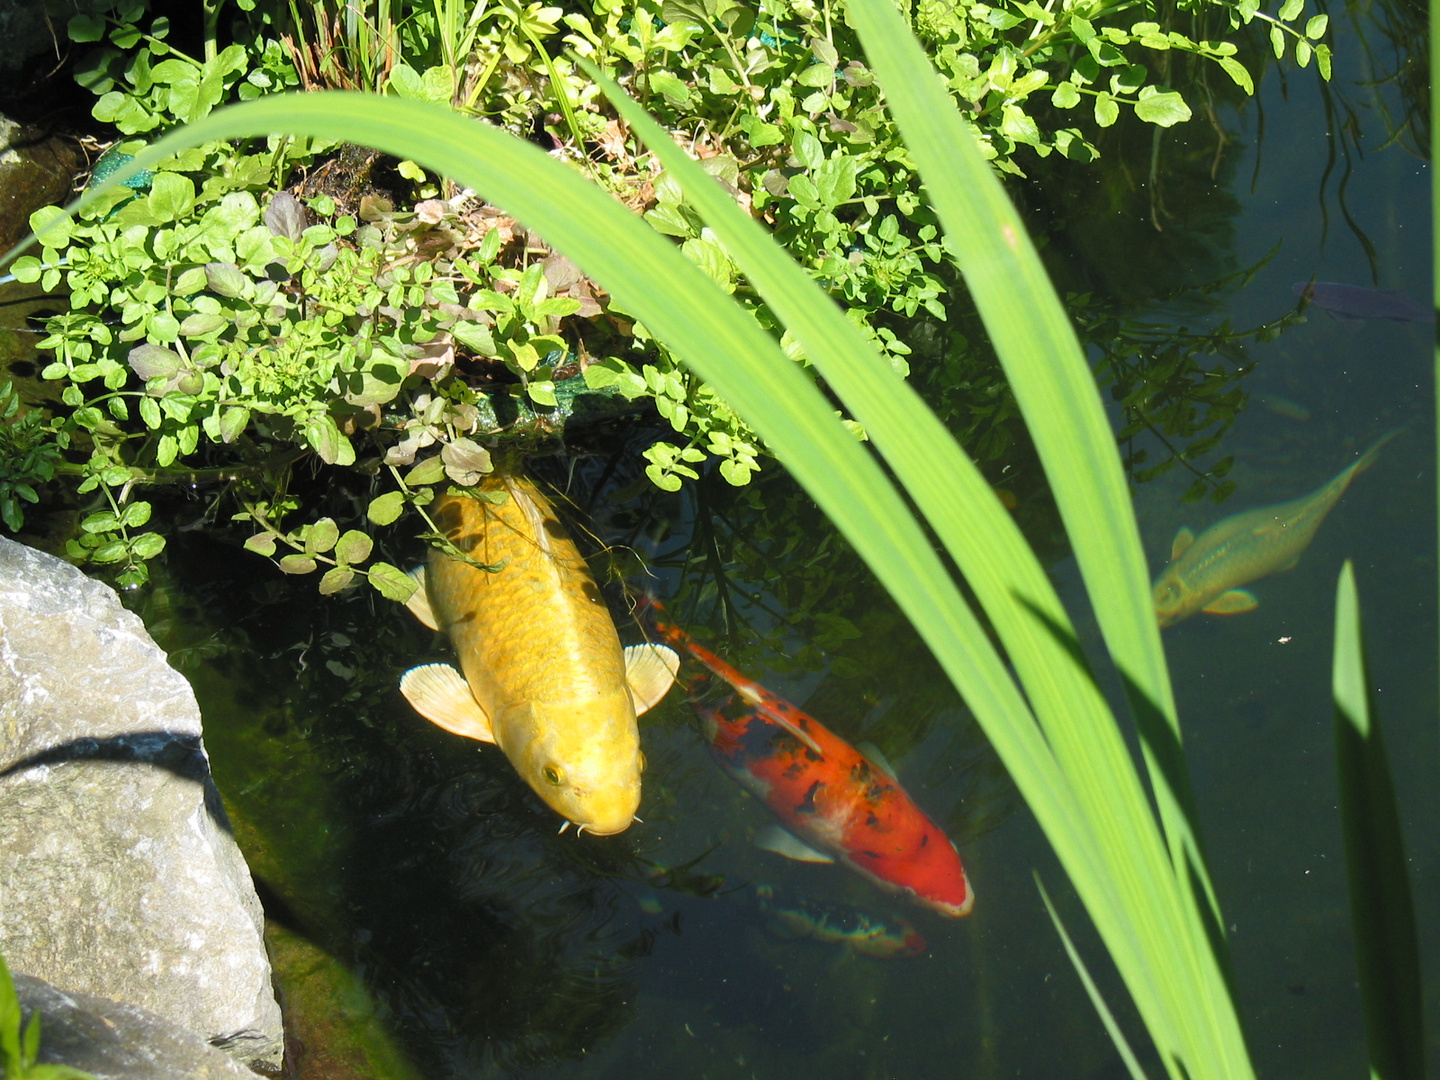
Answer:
[{"left": 644, "top": 603, "right": 973, "bottom": 918}]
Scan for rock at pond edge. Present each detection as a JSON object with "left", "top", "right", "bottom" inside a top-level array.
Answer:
[{"left": 0, "top": 537, "right": 284, "bottom": 1072}]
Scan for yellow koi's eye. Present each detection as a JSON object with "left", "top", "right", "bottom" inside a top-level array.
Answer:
[{"left": 543, "top": 765, "right": 564, "bottom": 786}]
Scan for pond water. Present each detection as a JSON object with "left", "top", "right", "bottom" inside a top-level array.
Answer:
[{"left": 45, "top": 4, "right": 1434, "bottom": 1078}]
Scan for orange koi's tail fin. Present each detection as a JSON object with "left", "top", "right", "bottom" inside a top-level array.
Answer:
[{"left": 632, "top": 595, "right": 686, "bottom": 649}]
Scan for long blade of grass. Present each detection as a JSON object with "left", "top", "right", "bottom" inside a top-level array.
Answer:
[
  {"left": 1036, "top": 875, "right": 1150, "bottom": 1080},
  {"left": 841, "top": 0, "right": 1247, "bottom": 1073},
  {"left": 586, "top": 11, "right": 1244, "bottom": 1077},
  {"left": 844, "top": 0, "right": 1212, "bottom": 896},
  {"left": 1332, "top": 561, "right": 1425, "bottom": 1080},
  {"left": 583, "top": 58, "right": 1191, "bottom": 1071}
]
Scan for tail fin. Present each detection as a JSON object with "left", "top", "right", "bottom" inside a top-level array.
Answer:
[{"left": 1349, "top": 429, "right": 1403, "bottom": 480}]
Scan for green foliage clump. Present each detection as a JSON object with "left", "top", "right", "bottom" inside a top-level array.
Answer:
[
  {"left": 0, "top": 0, "right": 1332, "bottom": 586},
  {"left": 0, "top": 384, "right": 66, "bottom": 535}
]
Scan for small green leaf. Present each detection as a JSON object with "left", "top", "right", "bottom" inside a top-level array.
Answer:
[
  {"left": 367, "top": 491, "right": 406, "bottom": 525},
  {"left": 1305, "top": 13, "right": 1328, "bottom": 37},
  {"left": 68, "top": 13, "right": 106, "bottom": 40},
  {"left": 367, "top": 560, "right": 418, "bottom": 602},
  {"left": 28, "top": 206, "right": 75, "bottom": 249},
  {"left": 319, "top": 566, "right": 356, "bottom": 594},
  {"left": 1278, "top": 0, "right": 1304, "bottom": 20},
  {"left": 1269, "top": 24, "right": 1286, "bottom": 58},
  {"left": 130, "top": 532, "right": 166, "bottom": 559},
  {"left": 180, "top": 312, "right": 228, "bottom": 337},
  {"left": 1093, "top": 92, "right": 1120, "bottom": 127},
  {"left": 452, "top": 321, "right": 496, "bottom": 354},
  {"left": 244, "top": 533, "right": 277, "bottom": 556},
  {"left": 334, "top": 529, "right": 373, "bottom": 564},
  {"left": 1051, "top": 82, "right": 1082, "bottom": 109},
  {"left": 80, "top": 510, "right": 120, "bottom": 533},
  {"left": 127, "top": 344, "right": 182, "bottom": 379},
  {"left": 218, "top": 407, "right": 249, "bottom": 443},
  {"left": 1216, "top": 57, "right": 1254, "bottom": 94},
  {"left": 145, "top": 172, "right": 197, "bottom": 223},
  {"left": 405, "top": 456, "right": 446, "bottom": 486},
  {"left": 204, "top": 261, "right": 251, "bottom": 298},
  {"left": 8, "top": 256, "right": 43, "bottom": 284},
  {"left": 91, "top": 541, "right": 129, "bottom": 563},
  {"left": 119, "top": 500, "right": 152, "bottom": 529},
  {"left": 1133, "top": 87, "right": 1191, "bottom": 127},
  {"left": 647, "top": 70, "right": 692, "bottom": 104},
  {"left": 1295, "top": 39, "right": 1312, "bottom": 67},
  {"left": 441, "top": 438, "right": 493, "bottom": 485},
  {"left": 304, "top": 415, "right": 355, "bottom": 465},
  {"left": 173, "top": 266, "right": 208, "bottom": 295},
  {"left": 305, "top": 517, "right": 340, "bottom": 553},
  {"left": 279, "top": 553, "right": 318, "bottom": 574}
]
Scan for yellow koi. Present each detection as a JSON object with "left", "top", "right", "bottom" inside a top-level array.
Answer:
[
  {"left": 1153, "top": 432, "right": 1397, "bottom": 628},
  {"left": 399, "top": 471, "right": 678, "bottom": 834}
]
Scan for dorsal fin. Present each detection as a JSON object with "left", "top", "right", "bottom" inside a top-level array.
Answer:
[
  {"left": 856, "top": 741, "right": 898, "bottom": 781},
  {"left": 751, "top": 696, "right": 825, "bottom": 757},
  {"left": 1170, "top": 527, "right": 1196, "bottom": 562}
]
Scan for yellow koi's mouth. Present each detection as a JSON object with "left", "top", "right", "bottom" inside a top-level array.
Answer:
[{"left": 557, "top": 816, "right": 638, "bottom": 837}]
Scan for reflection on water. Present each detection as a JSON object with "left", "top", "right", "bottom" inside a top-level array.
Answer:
[{"left": 104, "top": 1, "right": 1434, "bottom": 1076}]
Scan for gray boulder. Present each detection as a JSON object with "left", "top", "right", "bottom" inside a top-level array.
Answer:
[
  {"left": 0, "top": 538, "right": 283, "bottom": 1072},
  {"left": 15, "top": 974, "right": 263, "bottom": 1079}
]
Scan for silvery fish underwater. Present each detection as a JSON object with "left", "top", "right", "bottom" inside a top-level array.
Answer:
[{"left": 1152, "top": 432, "right": 1396, "bottom": 628}]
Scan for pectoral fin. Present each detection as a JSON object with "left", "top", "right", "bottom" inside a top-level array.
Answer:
[
  {"left": 403, "top": 567, "right": 439, "bottom": 631},
  {"left": 624, "top": 643, "right": 680, "bottom": 715},
  {"left": 1202, "top": 589, "right": 1259, "bottom": 616},
  {"left": 755, "top": 824, "right": 835, "bottom": 864},
  {"left": 1170, "top": 528, "right": 1196, "bottom": 562},
  {"left": 400, "top": 663, "right": 495, "bottom": 743}
]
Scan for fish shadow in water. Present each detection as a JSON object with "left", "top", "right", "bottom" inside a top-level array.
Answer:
[{"left": 0, "top": 731, "right": 233, "bottom": 835}]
